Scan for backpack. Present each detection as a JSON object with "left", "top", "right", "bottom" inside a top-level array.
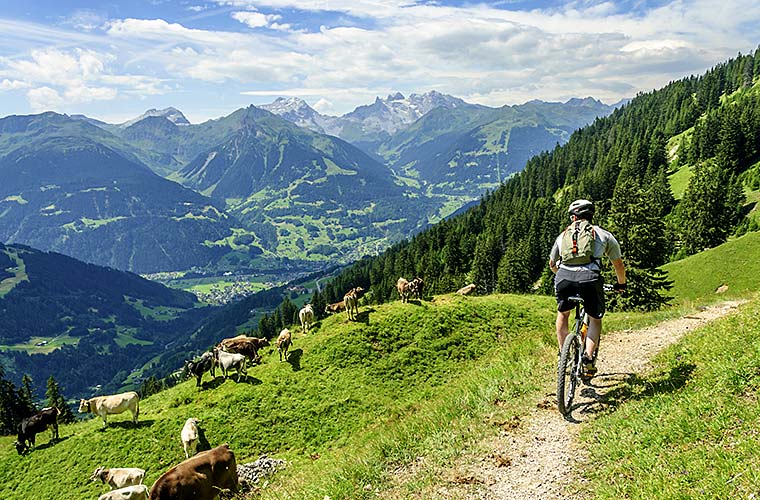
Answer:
[{"left": 560, "top": 220, "right": 596, "bottom": 266}]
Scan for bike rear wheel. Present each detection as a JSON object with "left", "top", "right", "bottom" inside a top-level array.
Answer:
[{"left": 557, "top": 331, "right": 581, "bottom": 415}]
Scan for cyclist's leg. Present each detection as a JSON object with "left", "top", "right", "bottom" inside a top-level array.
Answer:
[
  {"left": 556, "top": 309, "right": 572, "bottom": 350},
  {"left": 554, "top": 278, "right": 576, "bottom": 350},
  {"left": 586, "top": 316, "right": 601, "bottom": 359},
  {"left": 581, "top": 278, "right": 605, "bottom": 361}
]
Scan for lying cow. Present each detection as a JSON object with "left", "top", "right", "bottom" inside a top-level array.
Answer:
[
  {"left": 15, "top": 407, "right": 60, "bottom": 454},
  {"left": 181, "top": 417, "right": 201, "bottom": 459},
  {"left": 90, "top": 467, "right": 146, "bottom": 489},
  {"left": 98, "top": 484, "right": 148, "bottom": 500},
  {"left": 79, "top": 391, "right": 140, "bottom": 428},
  {"left": 276, "top": 328, "right": 292, "bottom": 362},
  {"left": 324, "top": 301, "right": 345, "bottom": 315},
  {"left": 456, "top": 283, "right": 477, "bottom": 296},
  {"left": 299, "top": 304, "right": 315, "bottom": 333},
  {"left": 185, "top": 351, "right": 215, "bottom": 387},
  {"left": 212, "top": 348, "right": 247, "bottom": 382},
  {"left": 149, "top": 444, "right": 238, "bottom": 500}
]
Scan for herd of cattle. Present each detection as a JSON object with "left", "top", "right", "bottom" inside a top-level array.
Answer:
[{"left": 10, "top": 276, "right": 483, "bottom": 499}]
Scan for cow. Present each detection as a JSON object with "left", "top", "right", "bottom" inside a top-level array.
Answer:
[
  {"left": 181, "top": 417, "right": 200, "bottom": 459},
  {"left": 396, "top": 277, "right": 411, "bottom": 303},
  {"left": 219, "top": 336, "right": 266, "bottom": 364},
  {"left": 343, "top": 287, "right": 365, "bottom": 321},
  {"left": 14, "top": 407, "right": 60, "bottom": 454},
  {"left": 90, "top": 467, "right": 146, "bottom": 489},
  {"left": 456, "top": 283, "right": 477, "bottom": 296},
  {"left": 185, "top": 351, "right": 215, "bottom": 388},
  {"left": 276, "top": 328, "right": 292, "bottom": 362},
  {"left": 299, "top": 304, "right": 315, "bottom": 333},
  {"left": 98, "top": 484, "right": 149, "bottom": 500},
  {"left": 149, "top": 444, "right": 238, "bottom": 500},
  {"left": 409, "top": 277, "right": 425, "bottom": 300},
  {"left": 78, "top": 391, "right": 139, "bottom": 428},
  {"left": 324, "top": 301, "right": 345, "bottom": 315},
  {"left": 212, "top": 348, "right": 247, "bottom": 382}
]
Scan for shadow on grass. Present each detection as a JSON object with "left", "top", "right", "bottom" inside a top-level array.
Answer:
[
  {"left": 29, "top": 435, "right": 71, "bottom": 452},
  {"left": 287, "top": 348, "right": 303, "bottom": 371},
  {"left": 197, "top": 426, "right": 211, "bottom": 453},
  {"left": 355, "top": 308, "right": 375, "bottom": 324},
  {"left": 565, "top": 362, "right": 696, "bottom": 421},
  {"left": 105, "top": 419, "right": 155, "bottom": 430},
  {"left": 200, "top": 377, "right": 225, "bottom": 390}
]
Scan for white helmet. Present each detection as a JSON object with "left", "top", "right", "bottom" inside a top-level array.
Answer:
[{"left": 568, "top": 199, "right": 595, "bottom": 217}]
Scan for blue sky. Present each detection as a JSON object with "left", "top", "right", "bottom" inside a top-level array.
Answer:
[{"left": 0, "top": 0, "right": 758, "bottom": 123}]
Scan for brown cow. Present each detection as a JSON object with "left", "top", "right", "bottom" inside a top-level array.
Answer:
[
  {"left": 396, "top": 277, "right": 410, "bottom": 303},
  {"left": 79, "top": 392, "right": 139, "bottom": 428},
  {"left": 149, "top": 444, "right": 238, "bottom": 500},
  {"left": 219, "top": 335, "right": 267, "bottom": 364},
  {"left": 324, "top": 301, "right": 345, "bottom": 314},
  {"left": 343, "top": 287, "right": 365, "bottom": 321},
  {"left": 276, "top": 328, "right": 292, "bottom": 362}
]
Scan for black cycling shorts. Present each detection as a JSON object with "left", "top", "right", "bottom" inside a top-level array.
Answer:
[{"left": 554, "top": 276, "right": 605, "bottom": 319}]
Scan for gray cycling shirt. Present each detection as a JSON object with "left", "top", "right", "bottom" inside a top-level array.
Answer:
[{"left": 549, "top": 224, "right": 622, "bottom": 274}]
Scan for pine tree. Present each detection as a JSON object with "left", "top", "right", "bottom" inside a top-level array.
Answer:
[
  {"left": 45, "top": 376, "right": 75, "bottom": 424},
  {"left": 20, "top": 375, "right": 36, "bottom": 414}
]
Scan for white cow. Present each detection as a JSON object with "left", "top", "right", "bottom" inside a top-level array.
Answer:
[
  {"left": 97, "top": 484, "right": 149, "bottom": 500},
  {"left": 79, "top": 392, "right": 139, "bottom": 428},
  {"left": 90, "top": 467, "right": 145, "bottom": 489},
  {"left": 181, "top": 417, "right": 201, "bottom": 458},
  {"left": 299, "top": 304, "right": 315, "bottom": 333},
  {"left": 212, "top": 348, "right": 247, "bottom": 382}
]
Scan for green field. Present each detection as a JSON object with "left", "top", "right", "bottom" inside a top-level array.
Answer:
[{"left": 0, "top": 335, "right": 80, "bottom": 355}]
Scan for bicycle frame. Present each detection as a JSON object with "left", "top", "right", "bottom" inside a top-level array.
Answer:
[{"left": 557, "top": 296, "right": 586, "bottom": 414}]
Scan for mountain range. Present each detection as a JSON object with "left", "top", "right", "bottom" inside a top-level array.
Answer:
[{"left": 0, "top": 92, "right": 618, "bottom": 274}]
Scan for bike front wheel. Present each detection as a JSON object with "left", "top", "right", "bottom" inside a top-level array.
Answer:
[{"left": 557, "top": 332, "right": 581, "bottom": 415}]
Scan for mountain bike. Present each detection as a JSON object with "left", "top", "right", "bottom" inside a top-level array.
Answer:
[{"left": 556, "top": 284, "right": 614, "bottom": 415}]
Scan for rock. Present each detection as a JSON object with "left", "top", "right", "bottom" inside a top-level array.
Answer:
[{"left": 237, "top": 455, "right": 287, "bottom": 486}]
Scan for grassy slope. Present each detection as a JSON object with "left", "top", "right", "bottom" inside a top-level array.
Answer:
[
  {"left": 0, "top": 294, "right": 560, "bottom": 500},
  {"left": 662, "top": 231, "right": 760, "bottom": 302},
  {"left": 582, "top": 229, "right": 760, "bottom": 499}
]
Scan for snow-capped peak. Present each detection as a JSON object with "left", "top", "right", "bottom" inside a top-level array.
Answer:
[{"left": 121, "top": 107, "right": 190, "bottom": 128}]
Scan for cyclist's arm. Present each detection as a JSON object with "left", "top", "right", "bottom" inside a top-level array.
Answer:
[
  {"left": 549, "top": 257, "right": 559, "bottom": 274},
  {"left": 611, "top": 257, "right": 625, "bottom": 285}
]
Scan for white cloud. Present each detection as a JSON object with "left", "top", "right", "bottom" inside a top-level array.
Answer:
[
  {"left": 232, "top": 11, "right": 281, "bottom": 29},
  {"left": 312, "top": 97, "right": 333, "bottom": 113},
  {"left": 0, "top": 79, "right": 29, "bottom": 90},
  {"left": 27, "top": 86, "right": 63, "bottom": 112}
]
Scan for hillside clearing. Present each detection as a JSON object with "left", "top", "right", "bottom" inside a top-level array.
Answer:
[{"left": 391, "top": 300, "right": 746, "bottom": 499}]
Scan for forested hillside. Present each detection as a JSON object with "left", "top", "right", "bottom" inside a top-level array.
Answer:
[
  {"left": 314, "top": 48, "right": 760, "bottom": 311},
  {"left": 0, "top": 243, "right": 208, "bottom": 398}
]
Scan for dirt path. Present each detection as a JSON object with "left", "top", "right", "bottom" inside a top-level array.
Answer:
[{"left": 446, "top": 300, "right": 745, "bottom": 500}]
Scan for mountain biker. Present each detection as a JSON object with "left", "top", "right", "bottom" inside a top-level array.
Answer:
[{"left": 548, "top": 199, "right": 626, "bottom": 375}]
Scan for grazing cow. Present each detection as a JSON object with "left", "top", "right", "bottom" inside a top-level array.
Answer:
[
  {"left": 276, "top": 328, "right": 292, "bottom": 362},
  {"left": 299, "top": 304, "right": 315, "bottom": 333},
  {"left": 15, "top": 407, "right": 60, "bottom": 454},
  {"left": 396, "top": 277, "right": 411, "bottom": 303},
  {"left": 185, "top": 351, "right": 215, "bottom": 387},
  {"left": 90, "top": 467, "right": 146, "bottom": 489},
  {"left": 212, "top": 348, "right": 247, "bottom": 382},
  {"left": 181, "top": 417, "right": 200, "bottom": 459},
  {"left": 324, "top": 301, "right": 345, "bottom": 315},
  {"left": 78, "top": 391, "right": 139, "bottom": 428},
  {"left": 149, "top": 444, "right": 238, "bottom": 500},
  {"left": 98, "top": 484, "right": 149, "bottom": 500},
  {"left": 219, "top": 336, "right": 266, "bottom": 364},
  {"left": 409, "top": 277, "right": 424, "bottom": 300},
  {"left": 456, "top": 283, "right": 477, "bottom": 296},
  {"left": 343, "top": 287, "right": 365, "bottom": 321}
]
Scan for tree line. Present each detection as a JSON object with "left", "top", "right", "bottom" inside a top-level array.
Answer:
[{"left": 310, "top": 47, "right": 760, "bottom": 313}]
